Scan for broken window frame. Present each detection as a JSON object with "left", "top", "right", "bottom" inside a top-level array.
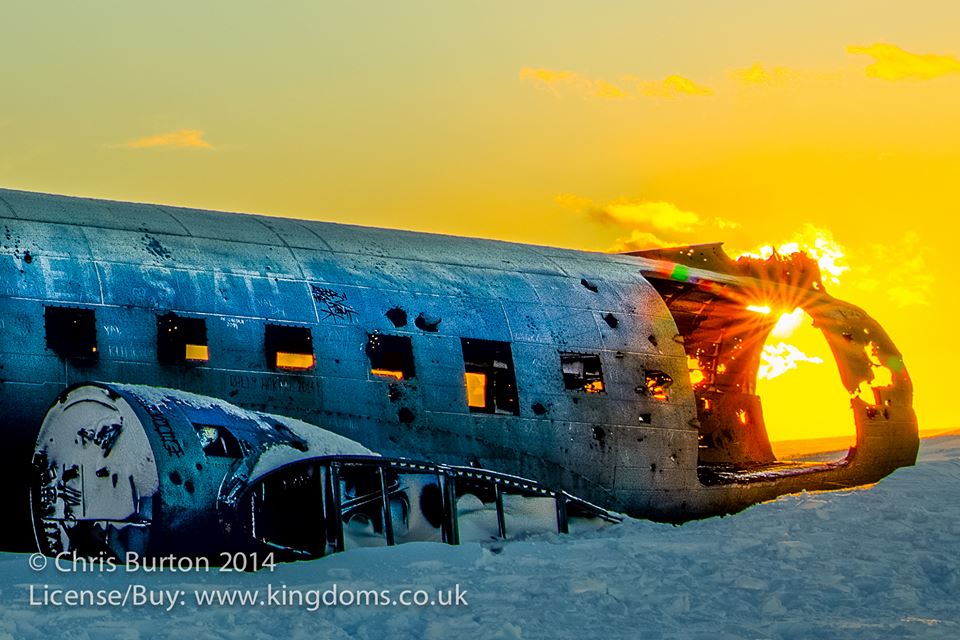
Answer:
[
  {"left": 157, "top": 312, "right": 209, "bottom": 365},
  {"left": 264, "top": 324, "right": 315, "bottom": 371},
  {"left": 366, "top": 333, "right": 416, "bottom": 381},
  {"left": 644, "top": 370, "right": 674, "bottom": 401},
  {"left": 461, "top": 338, "right": 520, "bottom": 416},
  {"left": 559, "top": 352, "right": 606, "bottom": 394},
  {"left": 194, "top": 424, "right": 244, "bottom": 458},
  {"left": 43, "top": 305, "right": 99, "bottom": 364}
]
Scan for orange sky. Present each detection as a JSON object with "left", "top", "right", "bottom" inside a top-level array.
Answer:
[{"left": 1, "top": 2, "right": 957, "bottom": 444}]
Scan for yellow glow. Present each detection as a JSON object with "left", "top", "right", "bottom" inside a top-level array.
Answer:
[
  {"left": 688, "top": 357, "right": 705, "bottom": 386},
  {"left": 185, "top": 344, "right": 209, "bottom": 362},
  {"left": 276, "top": 352, "right": 315, "bottom": 370},
  {"left": 746, "top": 305, "right": 771, "bottom": 314},
  {"left": 736, "top": 409, "right": 749, "bottom": 425},
  {"left": 371, "top": 368, "right": 404, "bottom": 380},
  {"left": 465, "top": 372, "right": 487, "bottom": 408},
  {"left": 584, "top": 380, "right": 604, "bottom": 393}
]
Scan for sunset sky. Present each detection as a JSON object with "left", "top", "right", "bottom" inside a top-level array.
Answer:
[{"left": 1, "top": 1, "right": 956, "bottom": 444}]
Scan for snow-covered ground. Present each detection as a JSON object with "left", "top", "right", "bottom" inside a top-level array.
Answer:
[{"left": 1, "top": 436, "right": 957, "bottom": 639}]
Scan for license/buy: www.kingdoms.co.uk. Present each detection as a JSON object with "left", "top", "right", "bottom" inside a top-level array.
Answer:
[{"left": 28, "top": 583, "right": 469, "bottom": 611}]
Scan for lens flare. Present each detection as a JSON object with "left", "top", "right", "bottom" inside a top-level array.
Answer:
[
  {"left": 771, "top": 308, "right": 806, "bottom": 339},
  {"left": 745, "top": 304, "right": 772, "bottom": 314}
]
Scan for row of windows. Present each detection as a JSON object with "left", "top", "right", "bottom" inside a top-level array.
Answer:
[{"left": 40, "top": 306, "right": 674, "bottom": 415}]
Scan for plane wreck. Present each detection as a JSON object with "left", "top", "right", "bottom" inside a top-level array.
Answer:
[{"left": 0, "top": 188, "right": 917, "bottom": 559}]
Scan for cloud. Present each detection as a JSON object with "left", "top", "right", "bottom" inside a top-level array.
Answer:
[
  {"left": 730, "top": 62, "right": 794, "bottom": 85},
  {"left": 122, "top": 129, "right": 214, "bottom": 149},
  {"left": 601, "top": 200, "right": 703, "bottom": 232},
  {"left": 593, "top": 79, "right": 629, "bottom": 99},
  {"left": 607, "top": 230, "right": 671, "bottom": 253},
  {"left": 714, "top": 217, "right": 741, "bottom": 230},
  {"left": 519, "top": 67, "right": 627, "bottom": 100},
  {"left": 556, "top": 194, "right": 703, "bottom": 232},
  {"left": 554, "top": 193, "right": 594, "bottom": 212},
  {"left": 847, "top": 43, "right": 960, "bottom": 81},
  {"left": 630, "top": 74, "right": 713, "bottom": 97},
  {"left": 518, "top": 67, "right": 580, "bottom": 85},
  {"left": 519, "top": 67, "right": 711, "bottom": 99},
  {"left": 556, "top": 193, "right": 708, "bottom": 253},
  {"left": 758, "top": 343, "right": 824, "bottom": 381}
]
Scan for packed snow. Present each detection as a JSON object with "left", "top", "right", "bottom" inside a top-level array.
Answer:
[{"left": 1, "top": 436, "right": 957, "bottom": 639}]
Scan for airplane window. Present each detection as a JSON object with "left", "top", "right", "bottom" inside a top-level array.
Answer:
[
  {"left": 560, "top": 353, "right": 605, "bottom": 393},
  {"left": 265, "top": 324, "right": 315, "bottom": 371},
  {"left": 461, "top": 338, "right": 519, "bottom": 415},
  {"left": 366, "top": 333, "right": 416, "bottom": 380},
  {"left": 43, "top": 306, "right": 98, "bottom": 364},
  {"left": 157, "top": 313, "right": 208, "bottom": 364},
  {"left": 194, "top": 424, "right": 243, "bottom": 458}
]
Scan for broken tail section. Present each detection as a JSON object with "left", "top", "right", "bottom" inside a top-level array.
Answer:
[{"left": 632, "top": 243, "right": 919, "bottom": 512}]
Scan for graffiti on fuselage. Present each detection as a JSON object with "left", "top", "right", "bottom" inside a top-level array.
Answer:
[
  {"left": 311, "top": 285, "right": 357, "bottom": 323},
  {"left": 226, "top": 373, "right": 322, "bottom": 397},
  {"left": 142, "top": 403, "right": 184, "bottom": 458}
]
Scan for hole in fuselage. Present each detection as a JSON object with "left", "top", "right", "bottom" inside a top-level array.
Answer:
[
  {"left": 755, "top": 310, "right": 854, "bottom": 461},
  {"left": 647, "top": 279, "right": 778, "bottom": 472},
  {"left": 649, "top": 275, "right": 857, "bottom": 484}
]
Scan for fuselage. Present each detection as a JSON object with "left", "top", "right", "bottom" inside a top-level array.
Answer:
[{"left": 0, "top": 188, "right": 919, "bottom": 552}]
